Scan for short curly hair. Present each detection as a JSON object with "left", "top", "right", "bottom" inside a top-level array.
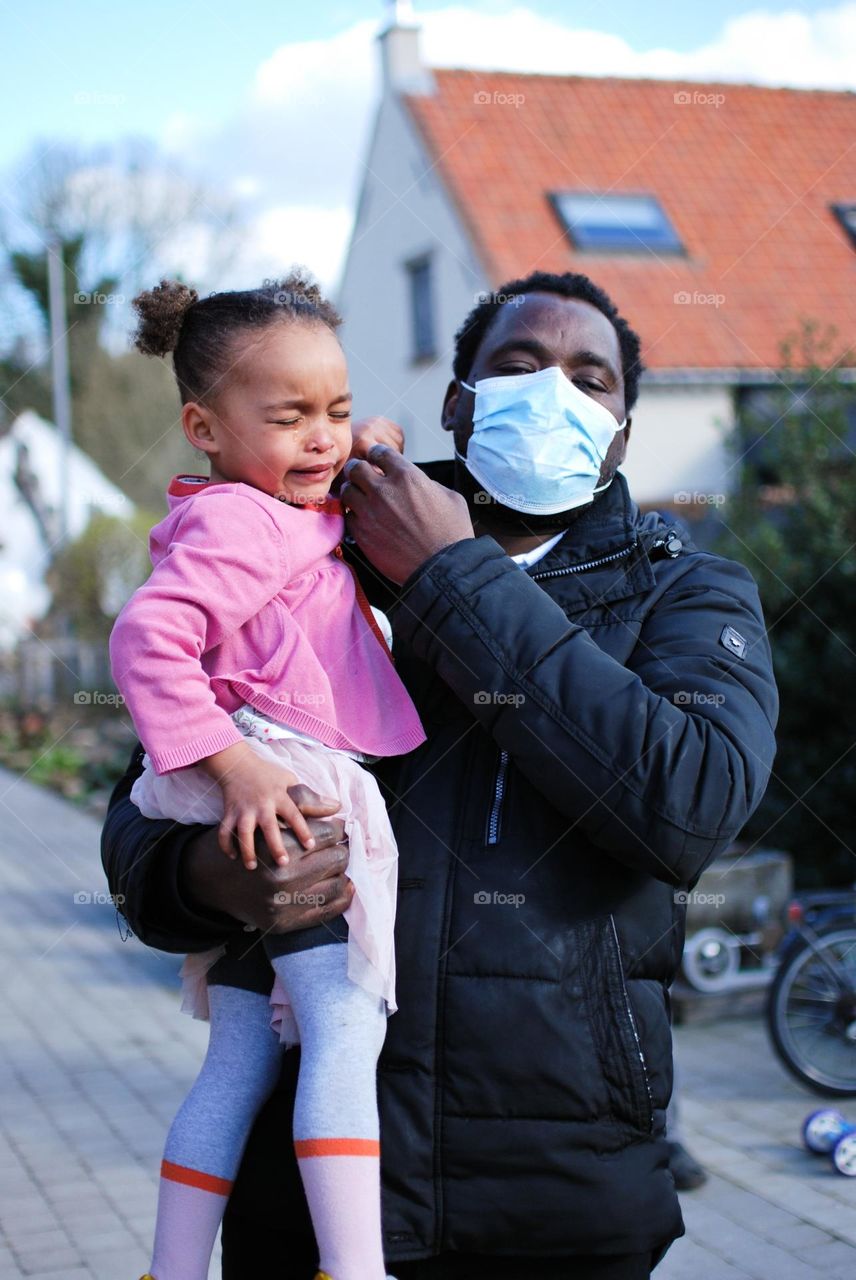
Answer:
[
  {"left": 131, "top": 268, "right": 342, "bottom": 404},
  {"left": 452, "top": 270, "right": 645, "bottom": 411}
]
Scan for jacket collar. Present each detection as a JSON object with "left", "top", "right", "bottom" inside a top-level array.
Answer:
[{"left": 419, "top": 460, "right": 659, "bottom": 608}]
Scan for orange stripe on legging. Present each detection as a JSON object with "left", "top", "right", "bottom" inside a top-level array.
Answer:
[
  {"left": 294, "top": 1138, "right": 381, "bottom": 1158},
  {"left": 160, "top": 1159, "right": 233, "bottom": 1195}
]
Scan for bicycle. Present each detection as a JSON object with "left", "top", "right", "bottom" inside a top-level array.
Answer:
[{"left": 767, "top": 888, "right": 856, "bottom": 1096}]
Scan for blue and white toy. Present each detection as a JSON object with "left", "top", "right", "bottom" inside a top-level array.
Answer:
[{"left": 802, "top": 1110, "right": 856, "bottom": 1176}]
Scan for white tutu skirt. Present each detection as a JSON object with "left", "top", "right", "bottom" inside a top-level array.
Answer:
[{"left": 131, "top": 729, "right": 398, "bottom": 1046}]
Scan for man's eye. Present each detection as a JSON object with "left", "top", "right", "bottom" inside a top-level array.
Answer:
[
  {"left": 576, "top": 380, "right": 605, "bottom": 393},
  {"left": 272, "top": 418, "right": 300, "bottom": 427},
  {"left": 329, "top": 411, "right": 352, "bottom": 421}
]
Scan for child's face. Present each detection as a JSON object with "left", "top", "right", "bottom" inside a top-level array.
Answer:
[{"left": 185, "top": 321, "right": 353, "bottom": 505}]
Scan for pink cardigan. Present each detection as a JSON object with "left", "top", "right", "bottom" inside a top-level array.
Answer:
[{"left": 110, "top": 477, "right": 426, "bottom": 774}]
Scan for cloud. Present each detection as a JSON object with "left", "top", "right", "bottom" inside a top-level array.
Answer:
[{"left": 161, "top": 3, "right": 856, "bottom": 288}]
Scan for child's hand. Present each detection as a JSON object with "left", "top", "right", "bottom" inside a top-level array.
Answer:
[
  {"left": 200, "top": 743, "right": 334, "bottom": 870},
  {"left": 349, "top": 416, "right": 404, "bottom": 463}
]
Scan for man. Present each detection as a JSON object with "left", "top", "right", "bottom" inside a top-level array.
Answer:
[{"left": 103, "top": 271, "right": 778, "bottom": 1279}]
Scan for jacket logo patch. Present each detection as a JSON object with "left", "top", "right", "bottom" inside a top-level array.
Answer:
[{"left": 720, "top": 624, "right": 747, "bottom": 659}]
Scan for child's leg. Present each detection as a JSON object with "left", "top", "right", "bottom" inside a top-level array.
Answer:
[
  {"left": 266, "top": 940, "right": 388, "bottom": 1280},
  {"left": 150, "top": 983, "right": 283, "bottom": 1280}
]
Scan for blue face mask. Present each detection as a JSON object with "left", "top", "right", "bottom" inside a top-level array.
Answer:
[{"left": 457, "top": 365, "right": 626, "bottom": 516}]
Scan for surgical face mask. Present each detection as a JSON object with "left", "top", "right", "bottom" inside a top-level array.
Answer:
[{"left": 457, "top": 365, "right": 626, "bottom": 516}]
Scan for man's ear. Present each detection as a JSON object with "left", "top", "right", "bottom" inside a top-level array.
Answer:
[
  {"left": 618, "top": 417, "right": 632, "bottom": 465},
  {"left": 441, "top": 380, "right": 460, "bottom": 432},
  {"left": 182, "top": 402, "right": 218, "bottom": 457}
]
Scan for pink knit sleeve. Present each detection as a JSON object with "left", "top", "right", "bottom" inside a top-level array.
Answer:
[{"left": 109, "top": 491, "right": 288, "bottom": 773}]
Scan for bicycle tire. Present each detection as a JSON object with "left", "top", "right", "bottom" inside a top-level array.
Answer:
[{"left": 767, "top": 927, "right": 856, "bottom": 1097}]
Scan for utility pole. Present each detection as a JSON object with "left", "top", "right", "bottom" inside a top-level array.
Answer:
[{"left": 46, "top": 237, "right": 72, "bottom": 550}]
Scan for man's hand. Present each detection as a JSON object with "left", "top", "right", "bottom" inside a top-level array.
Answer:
[
  {"left": 182, "top": 786, "right": 354, "bottom": 933},
  {"left": 349, "top": 416, "right": 404, "bottom": 461},
  {"left": 339, "top": 444, "right": 474, "bottom": 584}
]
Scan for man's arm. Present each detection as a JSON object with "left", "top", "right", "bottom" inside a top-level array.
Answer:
[
  {"left": 101, "top": 746, "right": 354, "bottom": 952},
  {"left": 394, "top": 536, "right": 778, "bottom": 888}
]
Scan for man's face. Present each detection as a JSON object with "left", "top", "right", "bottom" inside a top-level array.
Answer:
[{"left": 443, "top": 292, "right": 631, "bottom": 501}]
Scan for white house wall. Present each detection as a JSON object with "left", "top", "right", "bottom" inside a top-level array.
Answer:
[
  {"left": 337, "top": 93, "right": 488, "bottom": 463},
  {"left": 621, "top": 383, "right": 735, "bottom": 508}
]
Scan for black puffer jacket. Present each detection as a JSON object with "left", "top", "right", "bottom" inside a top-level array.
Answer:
[{"left": 102, "top": 465, "right": 778, "bottom": 1263}]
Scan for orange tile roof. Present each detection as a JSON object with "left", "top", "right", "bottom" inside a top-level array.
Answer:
[{"left": 404, "top": 71, "right": 856, "bottom": 371}]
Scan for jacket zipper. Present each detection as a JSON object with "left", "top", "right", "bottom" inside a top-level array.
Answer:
[
  {"left": 484, "top": 540, "right": 637, "bottom": 846},
  {"left": 609, "top": 915, "right": 654, "bottom": 1131},
  {"left": 485, "top": 749, "right": 509, "bottom": 845},
  {"left": 530, "top": 540, "right": 636, "bottom": 582}
]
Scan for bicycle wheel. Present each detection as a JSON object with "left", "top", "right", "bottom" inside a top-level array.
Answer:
[{"left": 767, "top": 927, "right": 856, "bottom": 1096}]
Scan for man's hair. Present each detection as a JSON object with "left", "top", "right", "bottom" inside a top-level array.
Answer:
[{"left": 452, "top": 270, "right": 645, "bottom": 411}]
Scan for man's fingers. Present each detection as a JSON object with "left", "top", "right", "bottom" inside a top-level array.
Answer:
[
  {"left": 366, "top": 442, "right": 408, "bottom": 473},
  {"left": 288, "top": 784, "right": 340, "bottom": 817}
]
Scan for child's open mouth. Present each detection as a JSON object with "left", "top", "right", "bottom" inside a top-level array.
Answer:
[{"left": 288, "top": 463, "right": 336, "bottom": 482}]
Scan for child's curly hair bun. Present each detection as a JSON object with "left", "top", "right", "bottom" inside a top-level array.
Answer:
[{"left": 132, "top": 279, "right": 199, "bottom": 357}]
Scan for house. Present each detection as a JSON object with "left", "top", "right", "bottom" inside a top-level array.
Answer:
[
  {"left": 0, "top": 411, "right": 134, "bottom": 646},
  {"left": 337, "top": 8, "right": 856, "bottom": 509}
]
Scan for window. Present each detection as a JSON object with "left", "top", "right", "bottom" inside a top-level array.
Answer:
[
  {"left": 831, "top": 203, "right": 856, "bottom": 250},
  {"left": 550, "top": 192, "right": 683, "bottom": 254},
  {"left": 406, "top": 255, "right": 435, "bottom": 360}
]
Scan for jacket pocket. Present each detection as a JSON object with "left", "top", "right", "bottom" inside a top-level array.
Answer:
[{"left": 579, "top": 914, "right": 654, "bottom": 1138}]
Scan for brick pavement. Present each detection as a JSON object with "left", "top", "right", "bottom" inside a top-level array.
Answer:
[{"left": 1, "top": 766, "right": 854, "bottom": 1279}]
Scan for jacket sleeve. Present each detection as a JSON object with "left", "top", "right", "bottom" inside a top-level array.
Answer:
[
  {"left": 393, "top": 536, "right": 778, "bottom": 887},
  {"left": 101, "top": 745, "right": 239, "bottom": 952},
  {"left": 109, "top": 492, "right": 288, "bottom": 773}
]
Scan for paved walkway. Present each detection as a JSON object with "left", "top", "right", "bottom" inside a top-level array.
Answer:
[{"left": 1, "top": 766, "right": 855, "bottom": 1279}]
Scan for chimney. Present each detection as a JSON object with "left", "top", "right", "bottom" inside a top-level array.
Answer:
[{"left": 378, "top": 0, "right": 434, "bottom": 95}]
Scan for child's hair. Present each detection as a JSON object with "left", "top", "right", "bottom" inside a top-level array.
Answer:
[{"left": 131, "top": 269, "right": 342, "bottom": 404}]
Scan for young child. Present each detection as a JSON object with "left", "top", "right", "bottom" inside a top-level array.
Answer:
[{"left": 110, "top": 272, "right": 425, "bottom": 1280}]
